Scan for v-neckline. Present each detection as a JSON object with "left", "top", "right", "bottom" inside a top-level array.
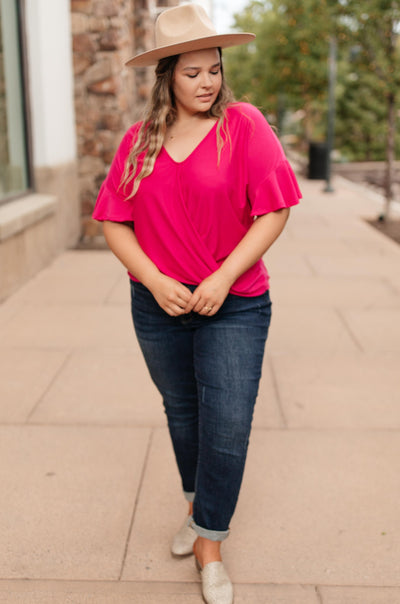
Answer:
[{"left": 162, "top": 120, "right": 218, "bottom": 165}]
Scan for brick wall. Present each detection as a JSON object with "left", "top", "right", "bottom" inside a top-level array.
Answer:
[{"left": 71, "top": 0, "right": 156, "bottom": 244}]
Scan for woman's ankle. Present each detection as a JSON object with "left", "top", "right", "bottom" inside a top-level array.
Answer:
[{"left": 194, "top": 536, "right": 222, "bottom": 567}]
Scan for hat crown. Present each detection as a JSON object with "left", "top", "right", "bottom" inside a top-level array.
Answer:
[
  {"left": 156, "top": 4, "right": 217, "bottom": 48},
  {"left": 125, "top": 3, "right": 255, "bottom": 67}
]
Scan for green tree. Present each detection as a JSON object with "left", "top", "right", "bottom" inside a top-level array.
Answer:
[
  {"left": 224, "top": 2, "right": 278, "bottom": 113},
  {"left": 225, "top": 0, "right": 337, "bottom": 141},
  {"left": 226, "top": 0, "right": 400, "bottom": 216},
  {"left": 267, "top": 0, "right": 335, "bottom": 140},
  {"left": 335, "top": 50, "right": 388, "bottom": 160},
  {"left": 336, "top": 0, "right": 400, "bottom": 216}
]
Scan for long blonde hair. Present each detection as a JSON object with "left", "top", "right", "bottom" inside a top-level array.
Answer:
[{"left": 120, "top": 49, "right": 235, "bottom": 198}]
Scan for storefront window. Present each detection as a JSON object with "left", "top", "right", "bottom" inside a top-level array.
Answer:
[{"left": 0, "top": 0, "right": 29, "bottom": 203}]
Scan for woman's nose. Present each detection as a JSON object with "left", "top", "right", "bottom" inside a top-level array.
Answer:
[{"left": 200, "top": 72, "right": 212, "bottom": 88}]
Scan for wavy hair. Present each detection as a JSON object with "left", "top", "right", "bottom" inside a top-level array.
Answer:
[{"left": 120, "top": 48, "right": 235, "bottom": 198}]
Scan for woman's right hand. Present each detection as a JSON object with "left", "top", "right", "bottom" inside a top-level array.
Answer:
[
  {"left": 147, "top": 274, "right": 193, "bottom": 316},
  {"left": 102, "top": 222, "right": 192, "bottom": 317}
]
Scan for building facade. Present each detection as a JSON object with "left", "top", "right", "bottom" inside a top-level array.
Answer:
[{"left": 0, "top": 0, "right": 175, "bottom": 301}]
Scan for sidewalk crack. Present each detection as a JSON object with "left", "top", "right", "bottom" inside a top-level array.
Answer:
[{"left": 118, "top": 427, "right": 154, "bottom": 581}]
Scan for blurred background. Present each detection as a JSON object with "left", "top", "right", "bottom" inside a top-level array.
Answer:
[
  {"left": 224, "top": 1, "right": 399, "bottom": 201},
  {"left": 0, "top": 0, "right": 399, "bottom": 301}
]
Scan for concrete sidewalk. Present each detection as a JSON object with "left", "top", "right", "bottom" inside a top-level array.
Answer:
[{"left": 0, "top": 175, "right": 399, "bottom": 603}]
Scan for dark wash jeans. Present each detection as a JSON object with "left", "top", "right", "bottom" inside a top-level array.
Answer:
[{"left": 130, "top": 281, "right": 272, "bottom": 541}]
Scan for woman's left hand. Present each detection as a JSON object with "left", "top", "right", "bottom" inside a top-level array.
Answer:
[{"left": 184, "top": 270, "right": 233, "bottom": 316}]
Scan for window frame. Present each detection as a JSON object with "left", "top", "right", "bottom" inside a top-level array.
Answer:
[{"left": 0, "top": 0, "right": 34, "bottom": 206}]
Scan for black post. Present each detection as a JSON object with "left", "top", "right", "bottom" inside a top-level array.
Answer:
[{"left": 324, "top": 36, "right": 337, "bottom": 193}]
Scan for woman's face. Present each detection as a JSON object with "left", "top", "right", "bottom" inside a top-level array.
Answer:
[{"left": 172, "top": 48, "right": 222, "bottom": 118}]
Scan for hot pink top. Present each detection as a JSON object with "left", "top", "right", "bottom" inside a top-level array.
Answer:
[{"left": 93, "top": 102, "right": 301, "bottom": 296}]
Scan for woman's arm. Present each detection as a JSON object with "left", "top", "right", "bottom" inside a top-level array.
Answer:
[
  {"left": 102, "top": 221, "right": 192, "bottom": 316},
  {"left": 184, "top": 208, "right": 290, "bottom": 315}
]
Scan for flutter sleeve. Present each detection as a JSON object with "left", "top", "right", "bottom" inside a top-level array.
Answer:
[
  {"left": 243, "top": 104, "right": 302, "bottom": 216},
  {"left": 92, "top": 124, "right": 140, "bottom": 222}
]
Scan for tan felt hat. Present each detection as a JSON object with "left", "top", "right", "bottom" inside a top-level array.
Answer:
[{"left": 126, "top": 3, "right": 255, "bottom": 68}]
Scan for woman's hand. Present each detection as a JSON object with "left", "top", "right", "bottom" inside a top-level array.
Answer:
[
  {"left": 103, "top": 221, "right": 191, "bottom": 316},
  {"left": 147, "top": 274, "right": 193, "bottom": 317},
  {"left": 183, "top": 209, "right": 291, "bottom": 316},
  {"left": 184, "top": 270, "right": 233, "bottom": 316}
]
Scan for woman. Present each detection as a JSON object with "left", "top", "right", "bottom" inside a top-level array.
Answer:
[{"left": 93, "top": 5, "right": 301, "bottom": 603}]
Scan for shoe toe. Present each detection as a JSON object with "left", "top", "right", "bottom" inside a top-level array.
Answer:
[{"left": 201, "top": 561, "right": 233, "bottom": 604}]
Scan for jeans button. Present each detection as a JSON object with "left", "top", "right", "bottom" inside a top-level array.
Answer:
[{"left": 180, "top": 312, "right": 193, "bottom": 325}]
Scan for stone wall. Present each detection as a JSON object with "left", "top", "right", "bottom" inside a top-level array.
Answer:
[
  {"left": 71, "top": 0, "right": 154, "bottom": 244},
  {"left": 0, "top": 9, "right": 8, "bottom": 194}
]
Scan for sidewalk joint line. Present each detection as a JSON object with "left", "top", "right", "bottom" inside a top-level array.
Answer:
[
  {"left": 334, "top": 308, "right": 364, "bottom": 353},
  {"left": 25, "top": 349, "right": 74, "bottom": 423},
  {"left": 118, "top": 427, "right": 154, "bottom": 581},
  {"left": 4, "top": 422, "right": 400, "bottom": 433},
  {"left": 1, "top": 578, "right": 400, "bottom": 588},
  {"left": 267, "top": 356, "right": 288, "bottom": 429},
  {"left": 103, "top": 274, "right": 127, "bottom": 306},
  {"left": 315, "top": 585, "right": 324, "bottom": 604},
  {"left": 16, "top": 420, "right": 161, "bottom": 429},
  {"left": 303, "top": 255, "right": 318, "bottom": 277},
  {"left": 381, "top": 275, "right": 400, "bottom": 297}
]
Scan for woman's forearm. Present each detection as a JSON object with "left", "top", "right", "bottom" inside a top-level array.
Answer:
[
  {"left": 102, "top": 220, "right": 193, "bottom": 315},
  {"left": 102, "top": 220, "right": 161, "bottom": 288},
  {"left": 218, "top": 208, "right": 290, "bottom": 286},
  {"left": 184, "top": 208, "right": 290, "bottom": 315}
]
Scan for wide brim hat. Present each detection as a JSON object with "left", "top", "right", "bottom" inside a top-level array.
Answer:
[{"left": 126, "top": 3, "right": 255, "bottom": 68}]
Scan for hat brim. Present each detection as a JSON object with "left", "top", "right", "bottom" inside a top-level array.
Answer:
[{"left": 125, "top": 33, "right": 255, "bottom": 68}]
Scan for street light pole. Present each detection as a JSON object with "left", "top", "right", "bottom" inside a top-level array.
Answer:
[{"left": 324, "top": 36, "right": 337, "bottom": 193}]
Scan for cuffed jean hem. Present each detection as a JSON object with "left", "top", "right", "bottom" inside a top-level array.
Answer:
[
  {"left": 184, "top": 491, "right": 195, "bottom": 503},
  {"left": 190, "top": 519, "right": 230, "bottom": 542}
]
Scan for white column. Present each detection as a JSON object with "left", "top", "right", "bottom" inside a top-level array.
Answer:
[{"left": 25, "top": 0, "right": 77, "bottom": 167}]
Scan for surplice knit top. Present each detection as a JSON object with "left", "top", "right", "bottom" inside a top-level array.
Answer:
[{"left": 93, "top": 102, "right": 301, "bottom": 296}]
